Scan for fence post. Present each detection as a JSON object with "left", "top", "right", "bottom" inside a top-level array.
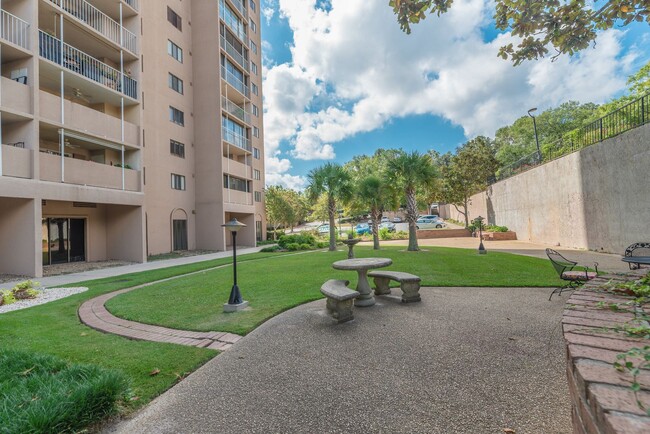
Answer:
[
  {"left": 599, "top": 118, "right": 603, "bottom": 142},
  {"left": 643, "top": 97, "right": 646, "bottom": 124}
]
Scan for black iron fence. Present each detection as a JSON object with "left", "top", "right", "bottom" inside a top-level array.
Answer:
[{"left": 490, "top": 92, "right": 650, "bottom": 184}]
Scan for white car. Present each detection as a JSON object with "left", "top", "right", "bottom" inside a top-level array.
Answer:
[
  {"left": 416, "top": 216, "right": 446, "bottom": 230},
  {"left": 380, "top": 217, "right": 390, "bottom": 223},
  {"left": 392, "top": 217, "right": 402, "bottom": 223}
]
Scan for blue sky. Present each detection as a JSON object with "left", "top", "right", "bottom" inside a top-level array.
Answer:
[{"left": 260, "top": 0, "right": 650, "bottom": 189}]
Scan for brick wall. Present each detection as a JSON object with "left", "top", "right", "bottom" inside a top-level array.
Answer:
[
  {"left": 417, "top": 228, "right": 471, "bottom": 239},
  {"left": 563, "top": 271, "right": 650, "bottom": 433}
]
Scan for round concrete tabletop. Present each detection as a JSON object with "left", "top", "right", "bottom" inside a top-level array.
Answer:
[{"left": 332, "top": 257, "right": 392, "bottom": 270}]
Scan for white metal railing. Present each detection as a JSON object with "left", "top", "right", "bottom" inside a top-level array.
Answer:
[
  {"left": 39, "top": 31, "right": 137, "bottom": 99},
  {"left": 223, "top": 129, "right": 252, "bottom": 152},
  {"left": 1, "top": 9, "right": 30, "bottom": 50},
  {"left": 49, "top": 0, "right": 137, "bottom": 54},
  {"left": 220, "top": 34, "right": 249, "bottom": 71},
  {"left": 221, "top": 65, "right": 250, "bottom": 98},
  {"left": 123, "top": 0, "right": 138, "bottom": 11},
  {"left": 222, "top": 96, "right": 251, "bottom": 124}
]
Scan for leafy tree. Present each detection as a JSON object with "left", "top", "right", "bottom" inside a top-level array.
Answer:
[
  {"left": 387, "top": 150, "right": 436, "bottom": 251},
  {"left": 306, "top": 163, "right": 353, "bottom": 251},
  {"left": 356, "top": 175, "right": 397, "bottom": 250},
  {"left": 390, "top": 0, "right": 650, "bottom": 65},
  {"left": 265, "top": 186, "right": 294, "bottom": 240},
  {"left": 438, "top": 137, "right": 498, "bottom": 227}
]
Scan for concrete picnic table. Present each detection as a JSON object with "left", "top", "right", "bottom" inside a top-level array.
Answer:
[{"left": 332, "top": 257, "right": 392, "bottom": 307}]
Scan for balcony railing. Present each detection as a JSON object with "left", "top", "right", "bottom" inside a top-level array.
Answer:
[
  {"left": 223, "top": 129, "right": 252, "bottom": 152},
  {"left": 220, "top": 34, "right": 249, "bottom": 71},
  {"left": 222, "top": 96, "right": 251, "bottom": 125},
  {"left": 227, "top": 0, "right": 248, "bottom": 19},
  {"left": 39, "top": 31, "right": 137, "bottom": 99},
  {"left": 123, "top": 0, "right": 138, "bottom": 11},
  {"left": 1, "top": 9, "right": 29, "bottom": 50},
  {"left": 49, "top": 0, "right": 137, "bottom": 54},
  {"left": 221, "top": 65, "right": 249, "bottom": 98},
  {"left": 220, "top": 0, "right": 248, "bottom": 44}
]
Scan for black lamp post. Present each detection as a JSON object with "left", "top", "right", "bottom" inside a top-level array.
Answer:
[
  {"left": 528, "top": 107, "right": 541, "bottom": 162},
  {"left": 475, "top": 216, "right": 487, "bottom": 254},
  {"left": 222, "top": 218, "right": 249, "bottom": 312}
]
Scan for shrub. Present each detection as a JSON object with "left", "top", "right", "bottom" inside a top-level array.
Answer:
[
  {"left": 485, "top": 225, "right": 509, "bottom": 232},
  {"left": 0, "top": 290, "right": 16, "bottom": 306},
  {"left": 260, "top": 245, "right": 281, "bottom": 253},
  {"left": 379, "top": 227, "right": 391, "bottom": 240},
  {"left": 316, "top": 241, "right": 329, "bottom": 248},
  {"left": 278, "top": 234, "right": 316, "bottom": 249},
  {"left": 299, "top": 243, "right": 312, "bottom": 250},
  {"left": 0, "top": 349, "right": 130, "bottom": 434},
  {"left": 285, "top": 243, "right": 301, "bottom": 251}
]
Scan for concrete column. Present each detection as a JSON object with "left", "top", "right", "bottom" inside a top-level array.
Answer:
[
  {"left": 106, "top": 205, "right": 146, "bottom": 262},
  {"left": 0, "top": 198, "right": 41, "bottom": 277}
]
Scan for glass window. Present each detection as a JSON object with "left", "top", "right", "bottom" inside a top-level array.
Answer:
[
  {"left": 222, "top": 115, "right": 248, "bottom": 149},
  {"left": 168, "top": 40, "right": 183, "bottom": 63},
  {"left": 253, "top": 147, "right": 260, "bottom": 159},
  {"left": 251, "top": 83, "right": 258, "bottom": 95},
  {"left": 170, "top": 140, "right": 185, "bottom": 158},
  {"left": 250, "top": 0, "right": 256, "bottom": 12},
  {"left": 254, "top": 169, "right": 261, "bottom": 180},
  {"left": 250, "top": 19, "right": 257, "bottom": 33},
  {"left": 168, "top": 73, "right": 183, "bottom": 94},
  {"left": 252, "top": 104, "right": 259, "bottom": 117},
  {"left": 253, "top": 126, "right": 259, "bottom": 137},
  {"left": 171, "top": 173, "right": 186, "bottom": 190},
  {"left": 167, "top": 7, "right": 182, "bottom": 30},
  {"left": 224, "top": 175, "right": 250, "bottom": 192},
  {"left": 250, "top": 41, "right": 257, "bottom": 55},
  {"left": 251, "top": 62, "right": 258, "bottom": 75},
  {"left": 254, "top": 191, "right": 262, "bottom": 202},
  {"left": 170, "top": 106, "right": 184, "bottom": 126},
  {"left": 219, "top": 0, "right": 246, "bottom": 41}
]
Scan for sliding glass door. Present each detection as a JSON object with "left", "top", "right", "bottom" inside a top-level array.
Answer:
[{"left": 42, "top": 218, "right": 86, "bottom": 265}]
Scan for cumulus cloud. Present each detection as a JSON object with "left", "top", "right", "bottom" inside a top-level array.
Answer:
[{"left": 262, "top": 0, "right": 635, "bottom": 187}]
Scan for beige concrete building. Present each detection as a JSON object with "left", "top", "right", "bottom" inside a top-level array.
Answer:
[{"left": 0, "top": 0, "right": 266, "bottom": 278}]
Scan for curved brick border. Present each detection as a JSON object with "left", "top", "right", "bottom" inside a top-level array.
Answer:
[
  {"left": 563, "top": 269, "right": 650, "bottom": 433},
  {"left": 79, "top": 289, "right": 241, "bottom": 351}
]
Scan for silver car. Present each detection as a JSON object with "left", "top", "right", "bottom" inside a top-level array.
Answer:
[{"left": 416, "top": 217, "right": 446, "bottom": 230}]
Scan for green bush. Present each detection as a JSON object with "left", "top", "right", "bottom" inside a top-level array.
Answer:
[
  {"left": 316, "top": 241, "right": 329, "bottom": 248},
  {"left": 285, "top": 243, "right": 301, "bottom": 251},
  {"left": 299, "top": 243, "right": 312, "bottom": 250},
  {"left": 0, "top": 290, "right": 16, "bottom": 306},
  {"left": 278, "top": 234, "right": 316, "bottom": 249},
  {"left": 0, "top": 349, "right": 130, "bottom": 434},
  {"left": 485, "top": 225, "right": 509, "bottom": 232},
  {"left": 260, "top": 245, "right": 282, "bottom": 253},
  {"left": 379, "top": 227, "right": 391, "bottom": 240}
]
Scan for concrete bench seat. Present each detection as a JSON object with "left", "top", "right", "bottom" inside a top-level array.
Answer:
[
  {"left": 367, "top": 271, "right": 421, "bottom": 303},
  {"left": 320, "top": 279, "right": 359, "bottom": 323}
]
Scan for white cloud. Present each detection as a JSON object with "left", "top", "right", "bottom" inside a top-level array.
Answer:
[{"left": 262, "top": 0, "right": 635, "bottom": 186}]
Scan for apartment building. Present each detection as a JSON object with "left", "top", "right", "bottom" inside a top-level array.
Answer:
[{"left": 0, "top": 0, "right": 266, "bottom": 278}]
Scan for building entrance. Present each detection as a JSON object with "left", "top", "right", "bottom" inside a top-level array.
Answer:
[{"left": 42, "top": 218, "right": 86, "bottom": 265}]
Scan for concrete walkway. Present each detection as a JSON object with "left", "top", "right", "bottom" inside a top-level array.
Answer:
[
  {"left": 108, "top": 287, "right": 571, "bottom": 434},
  {"left": 4, "top": 246, "right": 266, "bottom": 289}
]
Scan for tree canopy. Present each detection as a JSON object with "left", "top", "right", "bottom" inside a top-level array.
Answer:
[{"left": 390, "top": 0, "right": 650, "bottom": 65}]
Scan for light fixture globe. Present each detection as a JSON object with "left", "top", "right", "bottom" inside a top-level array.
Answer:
[{"left": 222, "top": 218, "right": 246, "bottom": 233}]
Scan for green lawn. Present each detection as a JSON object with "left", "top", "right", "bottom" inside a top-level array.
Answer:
[
  {"left": 106, "top": 246, "right": 563, "bottom": 336},
  {"left": 0, "top": 251, "right": 289, "bottom": 412}
]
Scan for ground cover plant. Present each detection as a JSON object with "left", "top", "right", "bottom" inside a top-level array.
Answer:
[
  {"left": 0, "top": 349, "right": 129, "bottom": 434},
  {"left": 106, "top": 246, "right": 564, "bottom": 336}
]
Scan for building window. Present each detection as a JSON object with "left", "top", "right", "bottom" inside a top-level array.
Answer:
[
  {"left": 250, "top": 40, "right": 257, "bottom": 55},
  {"left": 250, "top": 18, "right": 257, "bottom": 33},
  {"left": 252, "top": 104, "right": 259, "bottom": 117},
  {"left": 251, "top": 82, "right": 258, "bottom": 95},
  {"left": 219, "top": 0, "right": 246, "bottom": 41},
  {"left": 251, "top": 62, "right": 258, "bottom": 75},
  {"left": 168, "top": 40, "right": 183, "bottom": 63},
  {"left": 253, "top": 126, "right": 259, "bottom": 137},
  {"left": 250, "top": 0, "right": 256, "bottom": 12},
  {"left": 254, "top": 191, "right": 262, "bottom": 202},
  {"left": 224, "top": 175, "right": 250, "bottom": 192},
  {"left": 167, "top": 7, "right": 182, "bottom": 30},
  {"left": 170, "top": 106, "right": 184, "bottom": 126},
  {"left": 170, "top": 139, "right": 185, "bottom": 158},
  {"left": 253, "top": 147, "right": 260, "bottom": 159},
  {"left": 254, "top": 169, "right": 261, "bottom": 180},
  {"left": 256, "top": 220, "right": 262, "bottom": 242},
  {"left": 168, "top": 73, "right": 183, "bottom": 94},
  {"left": 171, "top": 173, "right": 186, "bottom": 190}
]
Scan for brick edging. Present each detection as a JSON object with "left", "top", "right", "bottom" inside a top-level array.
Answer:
[{"left": 562, "top": 270, "right": 650, "bottom": 433}]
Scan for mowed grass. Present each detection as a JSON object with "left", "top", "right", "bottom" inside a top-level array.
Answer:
[
  {"left": 106, "top": 246, "right": 563, "bottom": 336},
  {"left": 0, "top": 251, "right": 290, "bottom": 412}
]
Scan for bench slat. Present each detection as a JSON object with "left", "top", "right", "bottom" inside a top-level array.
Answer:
[
  {"left": 320, "top": 279, "right": 358, "bottom": 301},
  {"left": 368, "top": 271, "right": 421, "bottom": 282}
]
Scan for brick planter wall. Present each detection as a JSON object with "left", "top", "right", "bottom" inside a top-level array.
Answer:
[
  {"left": 481, "top": 231, "right": 517, "bottom": 241},
  {"left": 563, "top": 270, "right": 650, "bottom": 433},
  {"left": 416, "top": 228, "right": 471, "bottom": 239}
]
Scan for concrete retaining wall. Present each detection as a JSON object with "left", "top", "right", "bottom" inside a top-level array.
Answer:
[{"left": 440, "top": 123, "right": 650, "bottom": 254}]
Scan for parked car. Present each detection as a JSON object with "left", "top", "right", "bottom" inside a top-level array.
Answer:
[
  {"left": 392, "top": 217, "right": 402, "bottom": 223},
  {"left": 380, "top": 217, "right": 390, "bottom": 223},
  {"left": 379, "top": 222, "right": 396, "bottom": 232},
  {"left": 416, "top": 216, "right": 446, "bottom": 230},
  {"left": 355, "top": 223, "right": 371, "bottom": 235},
  {"left": 418, "top": 214, "right": 440, "bottom": 220}
]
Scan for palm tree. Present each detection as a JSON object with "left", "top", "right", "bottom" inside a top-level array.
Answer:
[
  {"left": 357, "top": 176, "right": 395, "bottom": 250},
  {"left": 387, "top": 150, "right": 436, "bottom": 251},
  {"left": 307, "top": 163, "right": 352, "bottom": 251}
]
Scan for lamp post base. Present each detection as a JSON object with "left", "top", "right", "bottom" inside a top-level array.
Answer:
[{"left": 223, "top": 300, "right": 249, "bottom": 312}]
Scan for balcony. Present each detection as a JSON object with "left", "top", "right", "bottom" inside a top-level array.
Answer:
[
  {"left": 226, "top": 0, "right": 247, "bottom": 19},
  {"left": 1, "top": 77, "right": 31, "bottom": 114},
  {"left": 223, "top": 188, "right": 253, "bottom": 206},
  {"left": 1, "top": 144, "right": 32, "bottom": 179},
  {"left": 223, "top": 129, "right": 251, "bottom": 153},
  {"left": 48, "top": 0, "right": 138, "bottom": 55},
  {"left": 220, "top": 34, "right": 248, "bottom": 71},
  {"left": 221, "top": 96, "right": 250, "bottom": 125},
  {"left": 40, "top": 152, "right": 140, "bottom": 192},
  {"left": 220, "top": 0, "right": 248, "bottom": 45},
  {"left": 39, "top": 31, "right": 137, "bottom": 100},
  {"left": 222, "top": 157, "right": 251, "bottom": 179},
  {"left": 40, "top": 90, "right": 139, "bottom": 146},
  {"left": 1, "top": 9, "right": 29, "bottom": 50},
  {"left": 221, "top": 65, "right": 249, "bottom": 99},
  {"left": 123, "top": 0, "right": 138, "bottom": 12}
]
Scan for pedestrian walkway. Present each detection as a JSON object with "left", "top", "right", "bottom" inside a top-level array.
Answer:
[{"left": 4, "top": 246, "right": 266, "bottom": 289}]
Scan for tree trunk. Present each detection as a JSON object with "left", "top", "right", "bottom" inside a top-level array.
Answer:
[
  {"left": 463, "top": 196, "right": 469, "bottom": 228},
  {"left": 371, "top": 208, "right": 380, "bottom": 250},
  {"left": 405, "top": 186, "right": 419, "bottom": 251},
  {"left": 328, "top": 195, "right": 337, "bottom": 251},
  {"left": 452, "top": 204, "right": 468, "bottom": 228}
]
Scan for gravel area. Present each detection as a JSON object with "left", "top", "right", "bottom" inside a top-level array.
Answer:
[
  {"left": 0, "top": 274, "right": 29, "bottom": 285},
  {"left": 0, "top": 287, "right": 88, "bottom": 314},
  {"left": 108, "top": 287, "right": 570, "bottom": 434},
  {"left": 43, "top": 260, "right": 135, "bottom": 277}
]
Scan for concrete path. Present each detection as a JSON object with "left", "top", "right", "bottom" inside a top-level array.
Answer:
[
  {"left": 3, "top": 246, "right": 266, "bottom": 289},
  {"left": 108, "top": 287, "right": 571, "bottom": 434}
]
